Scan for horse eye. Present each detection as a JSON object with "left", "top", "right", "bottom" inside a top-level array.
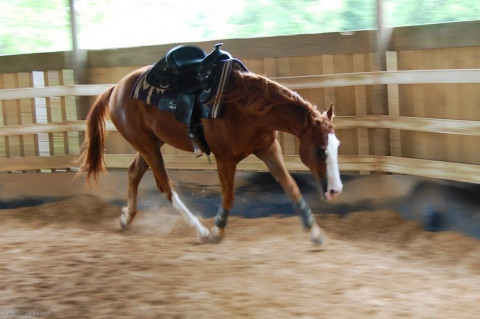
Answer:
[{"left": 316, "top": 148, "right": 327, "bottom": 160}]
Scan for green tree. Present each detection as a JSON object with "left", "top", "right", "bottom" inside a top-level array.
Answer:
[
  {"left": 0, "top": 0, "right": 70, "bottom": 55},
  {"left": 341, "top": 0, "right": 376, "bottom": 31},
  {"left": 228, "top": 0, "right": 345, "bottom": 38},
  {"left": 1, "top": 0, "right": 479, "bottom": 55},
  {"left": 384, "top": 0, "right": 480, "bottom": 26}
]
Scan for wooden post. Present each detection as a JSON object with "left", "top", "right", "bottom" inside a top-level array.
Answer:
[
  {"left": 2, "top": 73, "right": 22, "bottom": 160},
  {"left": 386, "top": 51, "right": 401, "bottom": 157},
  {"left": 0, "top": 74, "right": 7, "bottom": 159},
  {"left": 322, "top": 55, "right": 335, "bottom": 104},
  {"left": 17, "top": 72, "right": 38, "bottom": 159},
  {"left": 63, "top": 69, "right": 81, "bottom": 155},
  {"left": 371, "top": 0, "right": 391, "bottom": 159},
  {"left": 353, "top": 53, "right": 370, "bottom": 174}
]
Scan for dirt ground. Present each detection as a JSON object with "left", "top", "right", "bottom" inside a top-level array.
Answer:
[{"left": 1, "top": 194, "right": 479, "bottom": 319}]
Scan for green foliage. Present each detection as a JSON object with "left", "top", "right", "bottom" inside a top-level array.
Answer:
[
  {"left": 0, "top": 0, "right": 70, "bottom": 55},
  {"left": 0, "top": 0, "right": 478, "bottom": 55},
  {"left": 342, "top": 0, "right": 376, "bottom": 30},
  {"left": 384, "top": 0, "right": 480, "bottom": 26},
  {"left": 229, "top": 0, "right": 346, "bottom": 37}
]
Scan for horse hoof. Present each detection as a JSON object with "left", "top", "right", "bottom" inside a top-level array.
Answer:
[
  {"left": 310, "top": 224, "right": 328, "bottom": 247},
  {"left": 211, "top": 226, "right": 225, "bottom": 244},
  {"left": 197, "top": 227, "right": 213, "bottom": 244},
  {"left": 119, "top": 214, "right": 129, "bottom": 230},
  {"left": 119, "top": 208, "right": 132, "bottom": 230}
]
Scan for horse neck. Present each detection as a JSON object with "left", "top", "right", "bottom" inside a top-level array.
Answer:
[{"left": 266, "top": 104, "right": 309, "bottom": 137}]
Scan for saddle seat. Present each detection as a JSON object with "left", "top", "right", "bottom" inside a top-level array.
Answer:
[
  {"left": 147, "top": 43, "right": 231, "bottom": 94},
  {"left": 166, "top": 45, "right": 206, "bottom": 70}
]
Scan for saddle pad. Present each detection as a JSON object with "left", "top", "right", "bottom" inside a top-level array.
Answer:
[{"left": 131, "top": 58, "right": 247, "bottom": 119}]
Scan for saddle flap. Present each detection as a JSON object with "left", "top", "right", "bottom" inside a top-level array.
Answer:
[{"left": 175, "top": 92, "right": 196, "bottom": 124}]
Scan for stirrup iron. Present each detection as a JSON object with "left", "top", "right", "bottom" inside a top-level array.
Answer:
[{"left": 189, "top": 132, "right": 204, "bottom": 157}]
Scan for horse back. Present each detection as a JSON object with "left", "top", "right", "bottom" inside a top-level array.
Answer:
[{"left": 108, "top": 66, "right": 198, "bottom": 153}]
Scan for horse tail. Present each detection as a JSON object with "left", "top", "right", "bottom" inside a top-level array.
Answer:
[{"left": 79, "top": 85, "right": 115, "bottom": 184}]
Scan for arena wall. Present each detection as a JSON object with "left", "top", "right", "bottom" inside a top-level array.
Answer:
[{"left": 0, "top": 21, "right": 479, "bottom": 183}]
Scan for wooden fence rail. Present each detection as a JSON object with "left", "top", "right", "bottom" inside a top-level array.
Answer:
[
  {"left": 1, "top": 68, "right": 479, "bottom": 183},
  {"left": 1, "top": 69, "right": 478, "bottom": 100},
  {"left": 1, "top": 115, "right": 479, "bottom": 138}
]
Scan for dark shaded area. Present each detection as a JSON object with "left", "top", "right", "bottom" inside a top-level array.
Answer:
[
  {"left": 175, "top": 172, "right": 480, "bottom": 239},
  {"left": 0, "top": 196, "right": 66, "bottom": 210},
  {"left": 395, "top": 180, "right": 480, "bottom": 240},
  {"left": 1, "top": 172, "right": 479, "bottom": 239}
]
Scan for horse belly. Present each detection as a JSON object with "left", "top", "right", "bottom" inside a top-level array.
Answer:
[{"left": 148, "top": 111, "right": 194, "bottom": 152}]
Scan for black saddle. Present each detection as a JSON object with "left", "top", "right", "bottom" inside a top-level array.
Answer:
[
  {"left": 146, "top": 43, "right": 232, "bottom": 94},
  {"left": 144, "top": 43, "right": 233, "bottom": 157}
]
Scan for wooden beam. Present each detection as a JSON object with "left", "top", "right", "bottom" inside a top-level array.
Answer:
[
  {"left": 2, "top": 69, "right": 478, "bottom": 101},
  {"left": 86, "top": 32, "right": 375, "bottom": 68},
  {"left": 0, "top": 84, "right": 112, "bottom": 100},
  {"left": 0, "top": 120, "right": 116, "bottom": 136},
  {"left": 334, "top": 115, "right": 480, "bottom": 136},
  {"left": 1, "top": 115, "right": 478, "bottom": 138},
  {"left": 0, "top": 52, "right": 68, "bottom": 73},
  {"left": 0, "top": 155, "right": 78, "bottom": 171},
  {"left": 339, "top": 155, "right": 480, "bottom": 184},
  {"left": 2, "top": 153, "right": 478, "bottom": 184},
  {"left": 392, "top": 20, "right": 480, "bottom": 51},
  {"left": 275, "top": 69, "right": 480, "bottom": 89}
]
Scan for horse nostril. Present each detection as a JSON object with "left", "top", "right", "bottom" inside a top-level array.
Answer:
[
  {"left": 325, "top": 188, "right": 342, "bottom": 200},
  {"left": 329, "top": 189, "right": 342, "bottom": 196}
]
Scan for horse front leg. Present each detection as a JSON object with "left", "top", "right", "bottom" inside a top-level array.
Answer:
[
  {"left": 254, "top": 140, "right": 327, "bottom": 246},
  {"left": 212, "top": 160, "right": 237, "bottom": 242},
  {"left": 120, "top": 153, "right": 149, "bottom": 229}
]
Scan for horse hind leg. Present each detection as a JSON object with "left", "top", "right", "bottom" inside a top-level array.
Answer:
[
  {"left": 133, "top": 139, "right": 211, "bottom": 242},
  {"left": 119, "top": 153, "right": 149, "bottom": 229},
  {"left": 157, "top": 165, "right": 212, "bottom": 243}
]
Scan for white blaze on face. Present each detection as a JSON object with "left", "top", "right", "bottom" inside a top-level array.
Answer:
[{"left": 324, "top": 133, "right": 343, "bottom": 200}]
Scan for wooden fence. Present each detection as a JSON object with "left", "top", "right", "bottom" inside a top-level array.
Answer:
[
  {"left": 1, "top": 22, "right": 479, "bottom": 183},
  {"left": 1, "top": 67, "right": 479, "bottom": 183}
]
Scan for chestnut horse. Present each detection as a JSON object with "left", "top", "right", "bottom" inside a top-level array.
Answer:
[{"left": 80, "top": 66, "right": 343, "bottom": 244}]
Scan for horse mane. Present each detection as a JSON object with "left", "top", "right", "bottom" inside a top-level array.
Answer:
[{"left": 221, "top": 70, "right": 332, "bottom": 130}]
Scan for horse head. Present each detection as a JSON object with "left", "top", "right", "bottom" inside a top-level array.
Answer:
[{"left": 298, "top": 104, "right": 343, "bottom": 200}]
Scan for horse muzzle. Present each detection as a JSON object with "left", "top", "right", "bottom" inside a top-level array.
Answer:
[
  {"left": 317, "top": 173, "right": 343, "bottom": 201},
  {"left": 324, "top": 175, "right": 343, "bottom": 200},
  {"left": 324, "top": 186, "right": 343, "bottom": 201}
]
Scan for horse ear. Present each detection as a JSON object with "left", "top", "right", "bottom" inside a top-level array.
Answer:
[{"left": 327, "top": 103, "right": 335, "bottom": 121}]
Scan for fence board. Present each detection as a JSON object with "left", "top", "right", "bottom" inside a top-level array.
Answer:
[
  {"left": 353, "top": 53, "right": 369, "bottom": 158},
  {"left": 275, "top": 69, "right": 480, "bottom": 89},
  {"left": 386, "top": 52, "right": 401, "bottom": 157},
  {"left": 334, "top": 116, "right": 480, "bottom": 135},
  {"left": 5, "top": 153, "right": 477, "bottom": 185},
  {"left": 2, "top": 73, "right": 22, "bottom": 158},
  {"left": 339, "top": 155, "right": 480, "bottom": 184},
  {"left": 17, "top": 72, "right": 37, "bottom": 157},
  {"left": 1, "top": 70, "right": 478, "bottom": 101},
  {"left": 0, "top": 75, "right": 5, "bottom": 157},
  {"left": 0, "top": 155, "right": 78, "bottom": 172}
]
